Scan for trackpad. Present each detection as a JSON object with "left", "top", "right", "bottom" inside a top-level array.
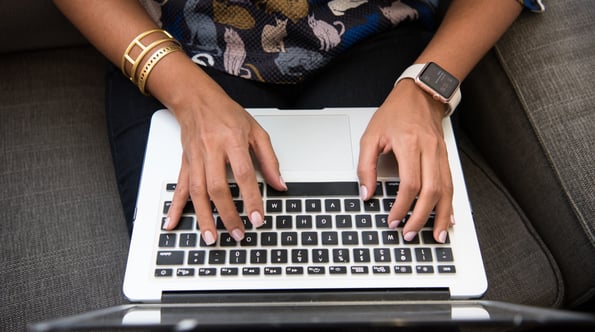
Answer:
[{"left": 255, "top": 115, "right": 355, "bottom": 172}]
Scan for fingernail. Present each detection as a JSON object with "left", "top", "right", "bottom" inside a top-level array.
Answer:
[
  {"left": 438, "top": 230, "right": 447, "bottom": 244},
  {"left": 359, "top": 185, "right": 368, "bottom": 201},
  {"left": 450, "top": 214, "right": 456, "bottom": 225},
  {"left": 203, "top": 230, "right": 216, "bottom": 245},
  {"left": 250, "top": 211, "right": 264, "bottom": 228},
  {"left": 231, "top": 228, "right": 244, "bottom": 242},
  {"left": 404, "top": 231, "right": 417, "bottom": 242},
  {"left": 388, "top": 220, "right": 400, "bottom": 229},
  {"left": 163, "top": 217, "right": 171, "bottom": 230},
  {"left": 279, "top": 176, "right": 288, "bottom": 190}
]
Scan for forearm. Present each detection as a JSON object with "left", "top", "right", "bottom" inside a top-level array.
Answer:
[{"left": 416, "top": 0, "right": 523, "bottom": 80}]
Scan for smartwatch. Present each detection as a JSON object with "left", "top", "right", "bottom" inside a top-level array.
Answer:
[{"left": 395, "top": 62, "right": 462, "bottom": 117}]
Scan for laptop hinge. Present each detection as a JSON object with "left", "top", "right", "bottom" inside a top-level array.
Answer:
[{"left": 162, "top": 288, "right": 451, "bottom": 304}]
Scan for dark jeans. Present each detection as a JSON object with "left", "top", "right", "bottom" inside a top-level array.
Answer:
[{"left": 106, "top": 25, "right": 433, "bottom": 232}]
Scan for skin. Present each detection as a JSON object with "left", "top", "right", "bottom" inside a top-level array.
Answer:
[{"left": 54, "top": 0, "right": 523, "bottom": 245}]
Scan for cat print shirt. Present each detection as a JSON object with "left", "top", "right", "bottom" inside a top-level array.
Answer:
[{"left": 142, "top": 0, "right": 545, "bottom": 84}]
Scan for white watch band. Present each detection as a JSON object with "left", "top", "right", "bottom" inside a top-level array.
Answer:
[{"left": 395, "top": 63, "right": 461, "bottom": 117}]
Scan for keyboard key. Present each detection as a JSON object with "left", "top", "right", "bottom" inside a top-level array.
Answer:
[
  {"left": 177, "top": 268, "right": 195, "bottom": 277},
  {"left": 394, "top": 248, "right": 412, "bottom": 262},
  {"left": 382, "top": 199, "right": 394, "bottom": 212},
  {"left": 422, "top": 230, "right": 449, "bottom": 244},
  {"left": 159, "top": 234, "right": 176, "bottom": 247},
  {"left": 276, "top": 215, "right": 293, "bottom": 229},
  {"left": 199, "top": 268, "right": 216, "bottom": 276},
  {"left": 305, "top": 199, "right": 322, "bottom": 212},
  {"left": 325, "top": 199, "right": 341, "bottom": 212},
  {"left": 243, "top": 267, "right": 260, "bottom": 275},
  {"left": 372, "top": 265, "right": 390, "bottom": 274},
  {"left": 261, "top": 232, "right": 278, "bottom": 246},
  {"left": 344, "top": 199, "right": 361, "bottom": 212},
  {"left": 228, "top": 183, "right": 240, "bottom": 198},
  {"left": 240, "top": 216, "right": 253, "bottom": 230},
  {"left": 385, "top": 181, "right": 399, "bottom": 196},
  {"left": 416, "top": 265, "right": 434, "bottom": 274},
  {"left": 342, "top": 231, "right": 359, "bottom": 245},
  {"left": 362, "top": 231, "right": 379, "bottom": 245},
  {"left": 363, "top": 199, "right": 380, "bottom": 212},
  {"left": 188, "top": 251, "right": 205, "bottom": 264},
  {"left": 351, "top": 266, "right": 368, "bottom": 274},
  {"left": 271, "top": 249, "right": 288, "bottom": 263},
  {"left": 329, "top": 266, "right": 348, "bottom": 274},
  {"left": 208, "top": 250, "right": 226, "bottom": 264},
  {"left": 241, "top": 233, "right": 258, "bottom": 246},
  {"left": 301, "top": 232, "right": 318, "bottom": 245},
  {"left": 333, "top": 248, "right": 350, "bottom": 263},
  {"left": 355, "top": 215, "right": 373, "bottom": 228},
  {"left": 438, "top": 265, "right": 456, "bottom": 273},
  {"left": 161, "top": 216, "right": 194, "bottom": 230},
  {"left": 156, "top": 251, "right": 184, "bottom": 265},
  {"left": 229, "top": 250, "right": 247, "bottom": 264},
  {"left": 286, "top": 266, "right": 304, "bottom": 275},
  {"left": 435, "top": 248, "right": 454, "bottom": 262},
  {"left": 166, "top": 183, "right": 177, "bottom": 191},
  {"left": 220, "top": 233, "right": 237, "bottom": 247},
  {"left": 265, "top": 267, "right": 283, "bottom": 275},
  {"left": 296, "top": 215, "right": 313, "bottom": 228},
  {"left": 312, "top": 249, "right": 329, "bottom": 263},
  {"left": 266, "top": 200, "right": 283, "bottom": 213},
  {"left": 267, "top": 182, "right": 359, "bottom": 197},
  {"left": 308, "top": 266, "right": 325, "bottom": 275},
  {"left": 250, "top": 250, "right": 267, "bottom": 264},
  {"left": 221, "top": 267, "right": 239, "bottom": 276},
  {"left": 292, "top": 249, "right": 308, "bottom": 263},
  {"left": 286, "top": 199, "right": 302, "bottom": 212},
  {"left": 373, "top": 248, "right": 391, "bottom": 262},
  {"left": 321, "top": 231, "right": 339, "bottom": 245},
  {"left": 353, "top": 249, "right": 371, "bottom": 263},
  {"left": 394, "top": 265, "right": 412, "bottom": 274},
  {"left": 335, "top": 215, "right": 353, "bottom": 228},
  {"left": 382, "top": 231, "right": 400, "bottom": 245},
  {"left": 415, "top": 248, "right": 433, "bottom": 262},
  {"left": 155, "top": 269, "right": 173, "bottom": 277},
  {"left": 375, "top": 214, "right": 389, "bottom": 228},
  {"left": 315, "top": 215, "right": 333, "bottom": 228},
  {"left": 282, "top": 232, "right": 298, "bottom": 245},
  {"left": 180, "top": 233, "right": 197, "bottom": 247}
]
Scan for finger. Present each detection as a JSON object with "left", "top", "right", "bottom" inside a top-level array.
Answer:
[
  {"left": 357, "top": 132, "right": 382, "bottom": 201},
  {"left": 387, "top": 142, "right": 420, "bottom": 233},
  {"left": 164, "top": 160, "right": 190, "bottom": 231},
  {"left": 204, "top": 151, "right": 244, "bottom": 242},
  {"left": 227, "top": 143, "right": 265, "bottom": 228},
  {"left": 251, "top": 127, "right": 287, "bottom": 192},
  {"left": 433, "top": 151, "right": 454, "bottom": 244},
  {"left": 184, "top": 156, "right": 218, "bottom": 246}
]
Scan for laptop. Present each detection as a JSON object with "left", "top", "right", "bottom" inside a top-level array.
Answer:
[{"left": 29, "top": 108, "right": 595, "bottom": 331}]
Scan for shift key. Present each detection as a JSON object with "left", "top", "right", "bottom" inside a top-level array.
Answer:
[{"left": 156, "top": 251, "right": 184, "bottom": 265}]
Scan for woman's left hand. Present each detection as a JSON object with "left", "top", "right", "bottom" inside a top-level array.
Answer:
[{"left": 358, "top": 79, "right": 454, "bottom": 244}]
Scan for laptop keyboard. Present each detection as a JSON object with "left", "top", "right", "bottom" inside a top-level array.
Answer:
[{"left": 155, "top": 181, "right": 456, "bottom": 279}]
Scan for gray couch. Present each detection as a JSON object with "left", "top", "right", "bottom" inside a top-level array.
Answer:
[{"left": 1, "top": 1, "right": 593, "bottom": 331}]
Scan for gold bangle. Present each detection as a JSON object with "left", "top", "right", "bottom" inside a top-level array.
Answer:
[
  {"left": 120, "top": 29, "right": 176, "bottom": 79},
  {"left": 129, "top": 38, "right": 174, "bottom": 83},
  {"left": 137, "top": 44, "right": 182, "bottom": 96}
]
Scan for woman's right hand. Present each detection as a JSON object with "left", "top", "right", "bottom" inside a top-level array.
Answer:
[{"left": 150, "top": 52, "right": 287, "bottom": 245}]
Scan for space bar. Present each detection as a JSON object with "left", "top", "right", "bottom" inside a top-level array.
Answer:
[{"left": 267, "top": 182, "right": 360, "bottom": 197}]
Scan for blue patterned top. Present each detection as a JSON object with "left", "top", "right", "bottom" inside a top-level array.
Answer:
[{"left": 143, "top": 0, "right": 544, "bottom": 83}]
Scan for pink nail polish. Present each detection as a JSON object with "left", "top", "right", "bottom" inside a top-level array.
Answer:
[
  {"left": 404, "top": 231, "right": 417, "bottom": 242},
  {"left": 231, "top": 229, "right": 244, "bottom": 242},
  {"left": 203, "top": 230, "right": 216, "bottom": 245},
  {"left": 438, "top": 230, "right": 447, "bottom": 244},
  {"left": 388, "top": 220, "right": 400, "bottom": 229},
  {"left": 251, "top": 211, "right": 264, "bottom": 228},
  {"left": 359, "top": 185, "right": 368, "bottom": 201}
]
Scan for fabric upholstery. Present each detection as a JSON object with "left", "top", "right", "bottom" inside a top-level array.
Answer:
[
  {"left": 0, "top": 47, "right": 129, "bottom": 331},
  {"left": 461, "top": 0, "right": 595, "bottom": 308}
]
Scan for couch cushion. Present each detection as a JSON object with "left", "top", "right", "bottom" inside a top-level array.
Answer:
[
  {"left": 0, "top": 47, "right": 129, "bottom": 331},
  {"left": 496, "top": 1, "right": 595, "bottom": 307}
]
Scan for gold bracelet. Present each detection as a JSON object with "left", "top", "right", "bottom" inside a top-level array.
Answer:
[
  {"left": 136, "top": 44, "right": 182, "bottom": 96},
  {"left": 129, "top": 38, "right": 175, "bottom": 83},
  {"left": 120, "top": 29, "right": 177, "bottom": 80}
]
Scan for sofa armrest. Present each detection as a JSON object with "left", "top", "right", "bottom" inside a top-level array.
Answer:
[
  {"left": 461, "top": 1, "right": 595, "bottom": 308},
  {"left": 0, "top": 0, "right": 87, "bottom": 54}
]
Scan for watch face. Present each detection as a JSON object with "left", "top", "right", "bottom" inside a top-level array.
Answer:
[{"left": 418, "top": 62, "right": 459, "bottom": 100}]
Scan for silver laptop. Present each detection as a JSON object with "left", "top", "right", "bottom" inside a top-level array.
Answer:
[
  {"left": 124, "top": 107, "right": 486, "bottom": 300},
  {"left": 30, "top": 108, "right": 595, "bottom": 331}
]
